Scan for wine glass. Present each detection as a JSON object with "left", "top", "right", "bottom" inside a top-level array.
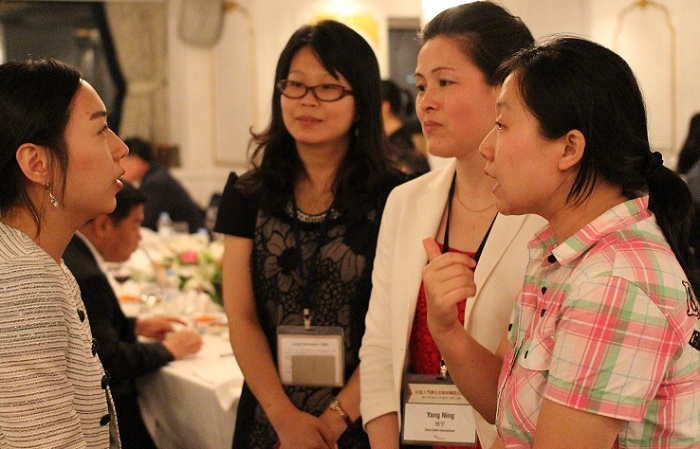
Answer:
[
  {"left": 139, "top": 283, "right": 163, "bottom": 314},
  {"left": 105, "top": 263, "right": 132, "bottom": 297}
]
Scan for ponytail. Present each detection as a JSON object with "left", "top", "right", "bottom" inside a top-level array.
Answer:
[{"left": 647, "top": 165, "right": 700, "bottom": 292}]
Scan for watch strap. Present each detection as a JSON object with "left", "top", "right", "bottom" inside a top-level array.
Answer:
[{"left": 328, "top": 397, "right": 353, "bottom": 428}]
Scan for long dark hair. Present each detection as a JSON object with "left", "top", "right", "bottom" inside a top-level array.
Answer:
[
  {"left": 498, "top": 36, "right": 700, "bottom": 291},
  {"left": 419, "top": 1, "right": 534, "bottom": 86},
  {"left": 240, "top": 20, "right": 389, "bottom": 221},
  {"left": 0, "top": 57, "right": 81, "bottom": 231}
]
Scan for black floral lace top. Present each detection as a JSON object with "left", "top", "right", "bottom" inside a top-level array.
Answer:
[{"left": 215, "top": 170, "right": 406, "bottom": 449}]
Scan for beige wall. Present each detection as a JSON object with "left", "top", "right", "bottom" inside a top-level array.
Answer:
[
  {"left": 167, "top": 0, "right": 425, "bottom": 207},
  {"left": 168, "top": 0, "right": 698, "bottom": 207}
]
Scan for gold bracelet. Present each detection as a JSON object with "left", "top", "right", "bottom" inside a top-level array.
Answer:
[{"left": 328, "top": 397, "right": 353, "bottom": 428}]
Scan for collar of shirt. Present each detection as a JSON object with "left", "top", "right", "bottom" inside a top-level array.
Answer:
[
  {"left": 75, "top": 231, "right": 121, "bottom": 294},
  {"left": 528, "top": 196, "right": 652, "bottom": 267}
]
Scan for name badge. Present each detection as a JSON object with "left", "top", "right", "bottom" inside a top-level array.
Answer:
[
  {"left": 401, "top": 374, "right": 477, "bottom": 446},
  {"left": 277, "top": 325, "right": 344, "bottom": 387}
]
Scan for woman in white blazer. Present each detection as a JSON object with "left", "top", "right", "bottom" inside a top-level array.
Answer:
[{"left": 359, "top": 3, "right": 541, "bottom": 449}]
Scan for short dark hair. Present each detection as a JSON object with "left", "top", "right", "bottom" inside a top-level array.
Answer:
[
  {"left": 123, "top": 136, "right": 155, "bottom": 163},
  {"left": 381, "top": 79, "right": 413, "bottom": 117},
  {"left": 110, "top": 180, "right": 146, "bottom": 225},
  {"left": 419, "top": 1, "right": 534, "bottom": 86},
  {"left": 0, "top": 57, "right": 81, "bottom": 233},
  {"left": 498, "top": 37, "right": 653, "bottom": 204},
  {"left": 497, "top": 35, "right": 700, "bottom": 292},
  {"left": 676, "top": 112, "right": 700, "bottom": 175},
  {"left": 242, "top": 20, "right": 389, "bottom": 220}
]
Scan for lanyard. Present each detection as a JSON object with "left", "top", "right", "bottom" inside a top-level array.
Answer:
[
  {"left": 443, "top": 173, "right": 496, "bottom": 262},
  {"left": 292, "top": 197, "right": 332, "bottom": 330},
  {"left": 438, "top": 174, "right": 497, "bottom": 378}
]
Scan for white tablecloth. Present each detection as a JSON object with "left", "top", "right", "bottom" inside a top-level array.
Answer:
[
  {"left": 115, "top": 230, "right": 241, "bottom": 449},
  {"left": 137, "top": 332, "right": 243, "bottom": 449}
]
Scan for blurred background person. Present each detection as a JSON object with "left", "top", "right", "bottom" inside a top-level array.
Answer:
[
  {"left": 675, "top": 112, "right": 700, "bottom": 176},
  {"left": 121, "top": 136, "right": 205, "bottom": 233},
  {"left": 0, "top": 57, "right": 126, "bottom": 448},
  {"left": 215, "top": 20, "right": 408, "bottom": 449},
  {"left": 678, "top": 113, "right": 700, "bottom": 268},
  {"left": 380, "top": 79, "right": 430, "bottom": 175},
  {"left": 63, "top": 180, "right": 203, "bottom": 449},
  {"left": 360, "top": 3, "right": 540, "bottom": 449}
]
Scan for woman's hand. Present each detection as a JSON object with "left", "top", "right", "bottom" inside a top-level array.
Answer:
[
  {"left": 274, "top": 408, "right": 335, "bottom": 449},
  {"left": 421, "top": 238, "right": 504, "bottom": 423},
  {"left": 318, "top": 407, "right": 349, "bottom": 447},
  {"left": 422, "top": 237, "right": 477, "bottom": 337}
]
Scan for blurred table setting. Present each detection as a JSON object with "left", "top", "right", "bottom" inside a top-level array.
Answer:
[
  {"left": 110, "top": 227, "right": 241, "bottom": 449},
  {"left": 114, "top": 226, "right": 224, "bottom": 311},
  {"left": 138, "top": 330, "right": 241, "bottom": 449}
]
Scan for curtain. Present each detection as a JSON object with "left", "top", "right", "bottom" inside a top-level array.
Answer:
[
  {"left": 93, "top": 3, "right": 126, "bottom": 135},
  {"left": 104, "top": 2, "right": 169, "bottom": 142}
]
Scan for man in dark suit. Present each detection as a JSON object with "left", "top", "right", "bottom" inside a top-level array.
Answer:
[
  {"left": 121, "top": 136, "right": 205, "bottom": 233},
  {"left": 63, "top": 181, "right": 203, "bottom": 449}
]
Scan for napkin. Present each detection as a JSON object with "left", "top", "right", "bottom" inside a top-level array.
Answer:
[{"left": 191, "top": 360, "right": 244, "bottom": 410}]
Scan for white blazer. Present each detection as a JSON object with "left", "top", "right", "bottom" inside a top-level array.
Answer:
[{"left": 360, "top": 161, "right": 546, "bottom": 448}]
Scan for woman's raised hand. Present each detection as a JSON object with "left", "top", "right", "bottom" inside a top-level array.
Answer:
[{"left": 422, "top": 238, "right": 477, "bottom": 338}]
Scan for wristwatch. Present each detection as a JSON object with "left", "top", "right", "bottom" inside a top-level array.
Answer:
[{"left": 328, "top": 398, "right": 353, "bottom": 428}]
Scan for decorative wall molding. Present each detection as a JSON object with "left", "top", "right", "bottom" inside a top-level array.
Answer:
[
  {"left": 613, "top": 0, "right": 677, "bottom": 152},
  {"left": 211, "top": 1, "right": 257, "bottom": 166}
]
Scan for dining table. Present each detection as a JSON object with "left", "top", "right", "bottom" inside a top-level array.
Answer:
[
  {"left": 113, "top": 229, "right": 245, "bottom": 448},
  {"left": 120, "top": 299, "right": 243, "bottom": 449}
]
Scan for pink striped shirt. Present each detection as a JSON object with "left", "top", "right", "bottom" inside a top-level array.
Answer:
[{"left": 497, "top": 196, "right": 700, "bottom": 448}]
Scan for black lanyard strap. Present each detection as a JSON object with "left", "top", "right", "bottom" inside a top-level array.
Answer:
[
  {"left": 292, "top": 197, "right": 332, "bottom": 329},
  {"left": 443, "top": 173, "right": 497, "bottom": 262},
  {"left": 443, "top": 174, "right": 457, "bottom": 254},
  {"left": 438, "top": 174, "right": 497, "bottom": 378}
]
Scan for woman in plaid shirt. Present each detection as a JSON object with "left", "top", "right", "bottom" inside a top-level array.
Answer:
[{"left": 422, "top": 37, "right": 700, "bottom": 448}]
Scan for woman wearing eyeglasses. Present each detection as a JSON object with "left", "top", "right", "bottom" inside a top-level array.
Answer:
[{"left": 214, "top": 20, "right": 408, "bottom": 449}]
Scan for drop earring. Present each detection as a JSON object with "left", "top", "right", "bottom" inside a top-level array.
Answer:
[{"left": 45, "top": 184, "right": 59, "bottom": 208}]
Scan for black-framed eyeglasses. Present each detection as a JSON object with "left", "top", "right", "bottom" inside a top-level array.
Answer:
[{"left": 277, "top": 80, "right": 353, "bottom": 102}]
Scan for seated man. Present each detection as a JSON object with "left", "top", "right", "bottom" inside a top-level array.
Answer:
[
  {"left": 121, "top": 136, "right": 205, "bottom": 232},
  {"left": 63, "top": 181, "right": 203, "bottom": 449}
]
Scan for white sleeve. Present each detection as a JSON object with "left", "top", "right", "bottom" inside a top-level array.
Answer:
[{"left": 360, "top": 190, "right": 404, "bottom": 428}]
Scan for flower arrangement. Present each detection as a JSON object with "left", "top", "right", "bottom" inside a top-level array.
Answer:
[
  {"left": 129, "top": 231, "right": 225, "bottom": 306},
  {"left": 163, "top": 233, "right": 225, "bottom": 305}
]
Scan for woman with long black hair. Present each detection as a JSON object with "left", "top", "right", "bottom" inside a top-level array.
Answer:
[{"left": 215, "top": 20, "right": 407, "bottom": 449}]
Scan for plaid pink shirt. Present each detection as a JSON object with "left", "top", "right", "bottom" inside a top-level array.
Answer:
[{"left": 496, "top": 197, "right": 700, "bottom": 448}]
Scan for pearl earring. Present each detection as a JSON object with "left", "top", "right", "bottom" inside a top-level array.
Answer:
[{"left": 45, "top": 184, "right": 59, "bottom": 208}]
